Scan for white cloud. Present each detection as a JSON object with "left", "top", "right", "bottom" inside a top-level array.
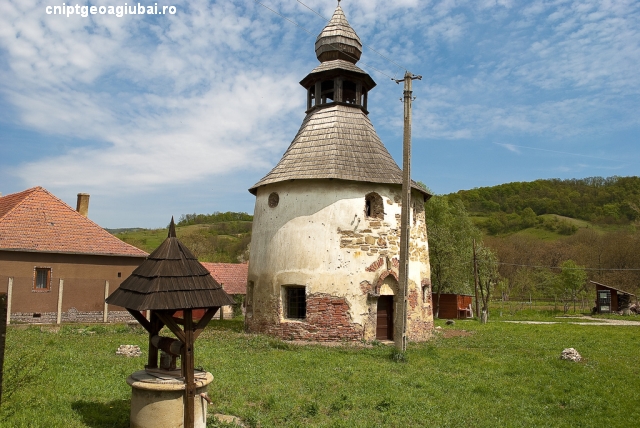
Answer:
[
  {"left": 0, "top": 0, "right": 639, "bottom": 221},
  {"left": 0, "top": 0, "right": 307, "bottom": 195}
]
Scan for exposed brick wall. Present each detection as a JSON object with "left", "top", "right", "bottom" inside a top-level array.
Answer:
[
  {"left": 366, "top": 257, "right": 385, "bottom": 272},
  {"left": 246, "top": 293, "right": 363, "bottom": 342}
]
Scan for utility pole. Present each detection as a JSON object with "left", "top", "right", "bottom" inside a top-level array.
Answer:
[
  {"left": 473, "top": 239, "right": 480, "bottom": 319},
  {"left": 395, "top": 71, "right": 421, "bottom": 352}
]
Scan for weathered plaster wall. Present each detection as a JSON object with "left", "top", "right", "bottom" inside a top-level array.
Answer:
[
  {"left": 0, "top": 251, "right": 143, "bottom": 322},
  {"left": 246, "top": 179, "right": 433, "bottom": 342}
]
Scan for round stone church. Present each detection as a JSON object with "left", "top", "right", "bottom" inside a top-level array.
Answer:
[{"left": 245, "top": 4, "right": 433, "bottom": 342}]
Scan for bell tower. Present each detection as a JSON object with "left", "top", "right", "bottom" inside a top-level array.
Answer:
[
  {"left": 300, "top": 4, "right": 376, "bottom": 113},
  {"left": 245, "top": 3, "right": 433, "bottom": 343}
]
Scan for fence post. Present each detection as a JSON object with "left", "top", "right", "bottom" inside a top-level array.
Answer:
[
  {"left": 103, "top": 280, "right": 109, "bottom": 323},
  {"left": 1, "top": 292, "right": 7, "bottom": 405},
  {"left": 56, "top": 279, "right": 64, "bottom": 325},
  {"left": 6, "top": 278, "right": 12, "bottom": 325}
]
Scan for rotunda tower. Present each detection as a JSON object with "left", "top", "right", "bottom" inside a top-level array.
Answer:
[{"left": 245, "top": 4, "right": 433, "bottom": 342}]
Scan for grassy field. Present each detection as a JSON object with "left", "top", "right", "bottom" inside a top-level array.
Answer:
[{"left": 2, "top": 317, "right": 639, "bottom": 427}]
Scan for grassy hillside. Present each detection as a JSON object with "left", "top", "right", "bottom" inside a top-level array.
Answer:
[
  {"left": 113, "top": 213, "right": 252, "bottom": 263},
  {"left": 451, "top": 176, "right": 640, "bottom": 236}
]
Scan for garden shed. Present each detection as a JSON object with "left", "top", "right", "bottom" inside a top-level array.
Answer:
[
  {"left": 433, "top": 293, "right": 473, "bottom": 319},
  {"left": 591, "top": 281, "right": 636, "bottom": 314}
]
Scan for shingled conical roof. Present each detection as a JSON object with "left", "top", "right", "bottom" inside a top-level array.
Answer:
[
  {"left": 315, "top": 4, "right": 362, "bottom": 63},
  {"left": 106, "top": 218, "right": 235, "bottom": 311},
  {"left": 250, "top": 105, "right": 407, "bottom": 192}
]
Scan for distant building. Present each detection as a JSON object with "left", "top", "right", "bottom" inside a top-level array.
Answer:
[
  {"left": 591, "top": 281, "right": 636, "bottom": 314},
  {"left": 432, "top": 293, "right": 473, "bottom": 319},
  {"left": 202, "top": 262, "right": 248, "bottom": 317},
  {"left": 0, "top": 187, "right": 148, "bottom": 323},
  {"left": 245, "top": 5, "right": 433, "bottom": 342}
]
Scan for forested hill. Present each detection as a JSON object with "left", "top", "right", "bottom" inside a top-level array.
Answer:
[{"left": 448, "top": 176, "right": 640, "bottom": 234}]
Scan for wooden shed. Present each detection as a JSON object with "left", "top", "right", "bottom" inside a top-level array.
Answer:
[
  {"left": 591, "top": 281, "right": 636, "bottom": 314},
  {"left": 432, "top": 293, "right": 473, "bottom": 319}
]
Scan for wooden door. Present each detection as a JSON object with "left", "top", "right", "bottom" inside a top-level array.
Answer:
[{"left": 376, "top": 296, "right": 394, "bottom": 340}]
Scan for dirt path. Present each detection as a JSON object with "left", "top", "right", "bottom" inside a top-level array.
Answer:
[{"left": 503, "top": 316, "right": 640, "bottom": 326}]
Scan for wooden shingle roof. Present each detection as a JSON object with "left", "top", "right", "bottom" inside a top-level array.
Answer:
[
  {"left": 0, "top": 187, "right": 147, "bottom": 257},
  {"left": 315, "top": 5, "right": 362, "bottom": 63},
  {"left": 106, "top": 219, "right": 235, "bottom": 311},
  {"left": 249, "top": 105, "right": 428, "bottom": 196}
]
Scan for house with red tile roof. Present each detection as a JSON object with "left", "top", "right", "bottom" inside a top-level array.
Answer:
[
  {"left": 201, "top": 262, "right": 248, "bottom": 317},
  {"left": 0, "top": 187, "right": 148, "bottom": 323},
  {"left": 201, "top": 262, "right": 248, "bottom": 295}
]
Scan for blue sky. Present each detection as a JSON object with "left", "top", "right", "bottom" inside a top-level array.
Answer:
[{"left": 1, "top": 0, "right": 638, "bottom": 228}]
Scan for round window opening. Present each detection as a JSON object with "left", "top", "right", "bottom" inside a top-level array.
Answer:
[{"left": 268, "top": 192, "right": 279, "bottom": 208}]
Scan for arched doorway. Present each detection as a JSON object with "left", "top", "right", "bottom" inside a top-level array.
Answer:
[
  {"left": 376, "top": 275, "right": 398, "bottom": 341},
  {"left": 376, "top": 296, "right": 394, "bottom": 340}
]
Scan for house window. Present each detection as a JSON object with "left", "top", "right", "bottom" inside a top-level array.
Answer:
[
  {"left": 34, "top": 267, "right": 51, "bottom": 291},
  {"left": 365, "top": 192, "right": 384, "bottom": 219},
  {"left": 284, "top": 286, "right": 306, "bottom": 319}
]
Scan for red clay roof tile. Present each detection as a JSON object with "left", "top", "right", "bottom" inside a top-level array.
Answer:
[
  {"left": 0, "top": 187, "right": 148, "bottom": 257},
  {"left": 201, "top": 262, "right": 248, "bottom": 295}
]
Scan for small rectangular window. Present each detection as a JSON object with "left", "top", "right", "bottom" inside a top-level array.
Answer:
[
  {"left": 34, "top": 267, "right": 51, "bottom": 291},
  {"left": 285, "top": 286, "right": 306, "bottom": 319}
]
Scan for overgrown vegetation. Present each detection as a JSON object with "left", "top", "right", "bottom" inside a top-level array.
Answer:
[
  {"left": 487, "top": 228, "right": 640, "bottom": 300},
  {"left": 2, "top": 320, "right": 638, "bottom": 427},
  {"left": 426, "top": 177, "right": 640, "bottom": 306}
]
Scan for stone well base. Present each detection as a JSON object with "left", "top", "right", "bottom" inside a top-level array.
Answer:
[{"left": 126, "top": 369, "right": 213, "bottom": 428}]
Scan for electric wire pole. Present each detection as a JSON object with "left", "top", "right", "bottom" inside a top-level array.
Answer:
[{"left": 395, "top": 71, "right": 422, "bottom": 352}]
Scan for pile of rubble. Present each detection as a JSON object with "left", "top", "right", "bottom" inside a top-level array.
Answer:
[
  {"left": 560, "top": 348, "right": 582, "bottom": 362},
  {"left": 628, "top": 303, "right": 639, "bottom": 314},
  {"left": 116, "top": 344, "right": 142, "bottom": 357}
]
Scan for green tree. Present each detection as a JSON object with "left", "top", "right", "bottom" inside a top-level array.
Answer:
[
  {"left": 557, "top": 260, "right": 587, "bottom": 313},
  {"left": 425, "top": 196, "right": 481, "bottom": 317},
  {"left": 476, "top": 243, "right": 499, "bottom": 323}
]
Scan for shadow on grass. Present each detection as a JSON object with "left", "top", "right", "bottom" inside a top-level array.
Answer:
[{"left": 72, "top": 399, "right": 130, "bottom": 428}]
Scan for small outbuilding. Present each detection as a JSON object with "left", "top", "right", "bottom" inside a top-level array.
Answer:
[
  {"left": 432, "top": 293, "right": 473, "bottom": 319},
  {"left": 591, "top": 281, "right": 636, "bottom": 314}
]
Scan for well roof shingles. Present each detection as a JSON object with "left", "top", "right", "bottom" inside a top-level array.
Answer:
[{"left": 0, "top": 187, "right": 147, "bottom": 257}]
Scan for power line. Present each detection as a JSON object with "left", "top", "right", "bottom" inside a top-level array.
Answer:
[
  {"left": 496, "top": 262, "right": 640, "bottom": 272},
  {"left": 443, "top": 259, "right": 640, "bottom": 272},
  {"left": 253, "top": 0, "right": 314, "bottom": 36},
  {"left": 251, "top": 0, "right": 396, "bottom": 80}
]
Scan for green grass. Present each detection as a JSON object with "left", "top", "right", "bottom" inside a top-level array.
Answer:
[{"left": 2, "top": 319, "right": 639, "bottom": 427}]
